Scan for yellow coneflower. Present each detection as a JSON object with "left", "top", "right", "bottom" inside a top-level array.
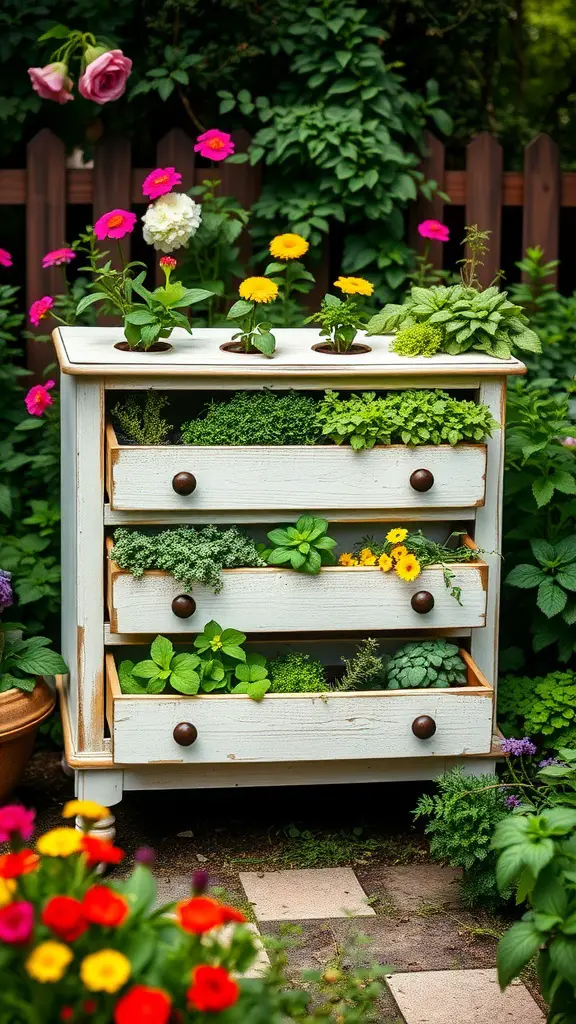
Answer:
[{"left": 269, "top": 233, "right": 309, "bottom": 260}]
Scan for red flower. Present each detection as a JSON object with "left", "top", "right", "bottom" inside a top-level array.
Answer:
[
  {"left": 82, "top": 886, "right": 129, "bottom": 927},
  {"left": 42, "top": 895, "right": 87, "bottom": 942},
  {"left": 159, "top": 256, "right": 177, "bottom": 269},
  {"left": 0, "top": 850, "right": 39, "bottom": 878},
  {"left": 81, "top": 836, "right": 125, "bottom": 867},
  {"left": 114, "top": 984, "right": 171, "bottom": 1024},
  {"left": 82, "top": 1001, "right": 97, "bottom": 1015},
  {"left": 176, "top": 896, "right": 245, "bottom": 934},
  {"left": 187, "top": 965, "right": 239, "bottom": 1013},
  {"left": 60, "top": 1009, "right": 74, "bottom": 1022}
]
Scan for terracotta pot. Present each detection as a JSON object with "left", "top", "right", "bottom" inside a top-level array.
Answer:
[{"left": 0, "top": 680, "right": 55, "bottom": 802}]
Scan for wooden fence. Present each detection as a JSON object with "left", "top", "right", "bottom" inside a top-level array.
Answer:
[{"left": 0, "top": 126, "right": 571, "bottom": 373}]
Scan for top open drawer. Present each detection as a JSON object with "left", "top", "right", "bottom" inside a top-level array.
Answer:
[{"left": 106, "top": 425, "right": 487, "bottom": 513}]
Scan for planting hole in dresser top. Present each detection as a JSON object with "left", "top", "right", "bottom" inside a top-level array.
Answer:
[{"left": 56, "top": 327, "right": 524, "bottom": 818}]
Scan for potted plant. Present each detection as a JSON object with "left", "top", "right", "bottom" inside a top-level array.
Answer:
[
  {"left": 223, "top": 276, "right": 279, "bottom": 356},
  {"left": 0, "top": 571, "right": 66, "bottom": 800},
  {"left": 306, "top": 276, "right": 374, "bottom": 354}
]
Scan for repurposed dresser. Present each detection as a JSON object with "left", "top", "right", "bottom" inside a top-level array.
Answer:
[{"left": 53, "top": 326, "right": 525, "bottom": 837}]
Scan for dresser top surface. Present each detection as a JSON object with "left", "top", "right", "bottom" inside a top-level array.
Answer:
[{"left": 54, "top": 327, "right": 526, "bottom": 378}]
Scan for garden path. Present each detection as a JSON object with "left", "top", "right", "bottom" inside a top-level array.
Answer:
[{"left": 18, "top": 751, "right": 545, "bottom": 1023}]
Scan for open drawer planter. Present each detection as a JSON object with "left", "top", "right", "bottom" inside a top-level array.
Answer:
[
  {"left": 105, "top": 649, "right": 494, "bottom": 764},
  {"left": 107, "top": 538, "right": 488, "bottom": 634},
  {"left": 105, "top": 424, "right": 487, "bottom": 512}
]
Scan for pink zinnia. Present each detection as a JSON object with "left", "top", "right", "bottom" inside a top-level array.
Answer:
[
  {"left": 29, "top": 296, "right": 54, "bottom": 327},
  {"left": 0, "top": 249, "right": 12, "bottom": 268},
  {"left": 418, "top": 220, "right": 449, "bottom": 243},
  {"left": 0, "top": 901, "right": 34, "bottom": 944},
  {"left": 0, "top": 805, "right": 35, "bottom": 844},
  {"left": 42, "top": 247, "right": 75, "bottom": 268},
  {"left": 194, "top": 129, "right": 235, "bottom": 162},
  {"left": 562, "top": 436, "right": 576, "bottom": 447},
  {"left": 142, "top": 167, "right": 182, "bottom": 200},
  {"left": 93, "top": 209, "right": 137, "bottom": 240},
  {"left": 25, "top": 380, "right": 55, "bottom": 417}
]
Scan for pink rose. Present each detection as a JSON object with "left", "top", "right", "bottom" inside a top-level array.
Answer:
[
  {"left": 79, "top": 50, "right": 132, "bottom": 104},
  {"left": 28, "top": 62, "right": 73, "bottom": 105}
]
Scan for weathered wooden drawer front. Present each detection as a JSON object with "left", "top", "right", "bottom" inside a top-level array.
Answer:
[
  {"left": 106, "top": 652, "right": 493, "bottom": 764},
  {"left": 106, "top": 426, "right": 487, "bottom": 512},
  {"left": 108, "top": 561, "right": 488, "bottom": 634}
]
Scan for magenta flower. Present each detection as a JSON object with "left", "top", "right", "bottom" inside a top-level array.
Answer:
[
  {"left": 142, "top": 167, "right": 182, "bottom": 201},
  {"left": 194, "top": 129, "right": 235, "bottom": 162},
  {"left": 0, "top": 249, "right": 12, "bottom": 268},
  {"left": 0, "top": 806, "right": 35, "bottom": 844},
  {"left": 42, "top": 247, "right": 76, "bottom": 268},
  {"left": 0, "top": 570, "right": 12, "bottom": 614},
  {"left": 0, "top": 902, "right": 34, "bottom": 944},
  {"left": 28, "top": 62, "right": 73, "bottom": 105},
  {"left": 29, "top": 296, "right": 54, "bottom": 327},
  {"left": 25, "top": 380, "right": 55, "bottom": 417},
  {"left": 418, "top": 220, "right": 450, "bottom": 243},
  {"left": 159, "top": 256, "right": 177, "bottom": 269},
  {"left": 94, "top": 209, "right": 137, "bottom": 240}
]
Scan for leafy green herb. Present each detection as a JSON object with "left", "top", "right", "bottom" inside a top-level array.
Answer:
[
  {"left": 316, "top": 389, "right": 498, "bottom": 450},
  {"left": 497, "top": 670, "right": 576, "bottom": 750},
  {"left": 226, "top": 298, "right": 276, "bottom": 357},
  {"left": 387, "top": 640, "right": 466, "bottom": 689},
  {"left": 112, "top": 392, "right": 172, "bottom": 445},
  {"left": 506, "top": 536, "right": 576, "bottom": 625},
  {"left": 181, "top": 391, "right": 320, "bottom": 447},
  {"left": 119, "top": 635, "right": 201, "bottom": 695},
  {"left": 110, "top": 525, "right": 266, "bottom": 593},
  {"left": 0, "top": 627, "right": 68, "bottom": 693},
  {"left": 193, "top": 620, "right": 246, "bottom": 662},
  {"left": 392, "top": 322, "right": 443, "bottom": 357},
  {"left": 268, "top": 651, "right": 328, "bottom": 693},
  {"left": 305, "top": 293, "right": 368, "bottom": 353},
  {"left": 337, "top": 638, "right": 388, "bottom": 691},
  {"left": 260, "top": 515, "right": 337, "bottom": 574}
]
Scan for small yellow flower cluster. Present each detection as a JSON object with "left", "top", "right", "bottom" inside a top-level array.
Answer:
[{"left": 338, "top": 528, "right": 421, "bottom": 583}]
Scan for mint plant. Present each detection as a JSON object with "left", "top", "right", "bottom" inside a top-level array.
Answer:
[
  {"left": 118, "top": 635, "right": 201, "bottom": 695},
  {"left": 193, "top": 620, "right": 246, "bottom": 662},
  {"left": 261, "top": 515, "right": 337, "bottom": 574},
  {"left": 0, "top": 626, "right": 68, "bottom": 693},
  {"left": 506, "top": 537, "right": 576, "bottom": 634}
]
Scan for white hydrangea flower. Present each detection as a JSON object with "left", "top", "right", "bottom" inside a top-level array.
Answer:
[{"left": 141, "top": 192, "right": 202, "bottom": 252}]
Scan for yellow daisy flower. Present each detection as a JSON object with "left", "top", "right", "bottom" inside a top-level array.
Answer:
[
  {"left": 360, "top": 555, "right": 377, "bottom": 566},
  {"left": 269, "top": 233, "right": 309, "bottom": 260},
  {"left": 80, "top": 950, "right": 131, "bottom": 994},
  {"left": 378, "top": 553, "right": 393, "bottom": 572},
  {"left": 26, "top": 942, "right": 73, "bottom": 984},
  {"left": 0, "top": 878, "right": 15, "bottom": 907},
  {"left": 37, "top": 828, "right": 83, "bottom": 858},
  {"left": 238, "top": 277, "right": 279, "bottom": 304},
  {"left": 386, "top": 528, "right": 408, "bottom": 544},
  {"left": 62, "top": 799, "right": 109, "bottom": 822},
  {"left": 333, "top": 276, "right": 374, "bottom": 297},
  {"left": 339, "top": 553, "right": 355, "bottom": 566},
  {"left": 390, "top": 545, "right": 408, "bottom": 562},
  {"left": 396, "top": 554, "right": 422, "bottom": 582}
]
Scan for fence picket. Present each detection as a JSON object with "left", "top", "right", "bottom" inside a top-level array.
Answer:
[
  {"left": 93, "top": 137, "right": 132, "bottom": 268},
  {"left": 409, "top": 131, "right": 446, "bottom": 269},
  {"left": 523, "top": 134, "right": 560, "bottom": 285},
  {"left": 26, "top": 129, "right": 66, "bottom": 377},
  {"left": 466, "top": 133, "right": 503, "bottom": 287}
]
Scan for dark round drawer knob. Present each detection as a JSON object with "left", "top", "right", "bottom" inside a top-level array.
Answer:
[
  {"left": 173, "top": 722, "right": 198, "bottom": 746},
  {"left": 172, "top": 472, "right": 197, "bottom": 496},
  {"left": 412, "top": 715, "right": 437, "bottom": 740},
  {"left": 411, "top": 590, "right": 435, "bottom": 614},
  {"left": 410, "top": 468, "right": 434, "bottom": 492},
  {"left": 171, "top": 594, "right": 196, "bottom": 618}
]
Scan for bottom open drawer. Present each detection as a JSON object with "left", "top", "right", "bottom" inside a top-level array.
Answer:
[{"left": 105, "top": 650, "right": 493, "bottom": 764}]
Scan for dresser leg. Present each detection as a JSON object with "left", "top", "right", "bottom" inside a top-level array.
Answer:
[{"left": 74, "top": 768, "right": 124, "bottom": 842}]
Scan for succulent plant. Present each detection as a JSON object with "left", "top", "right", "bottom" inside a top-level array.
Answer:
[{"left": 386, "top": 640, "right": 467, "bottom": 689}]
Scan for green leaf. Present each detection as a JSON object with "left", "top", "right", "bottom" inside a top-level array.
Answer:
[
  {"left": 497, "top": 921, "right": 544, "bottom": 988},
  {"left": 125, "top": 309, "right": 157, "bottom": 326},
  {"left": 530, "top": 539, "right": 556, "bottom": 565},
  {"left": 506, "top": 564, "right": 546, "bottom": 589},
  {"left": 550, "top": 936, "right": 576, "bottom": 987},
  {"left": 15, "top": 648, "right": 68, "bottom": 676},
  {"left": 132, "top": 660, "right": 162, "bottom": 680},
  {"left": 221, "top": 645, "right": 246, "bottom": 662},
  {"left": 150, "top": 635, "right": 173, "bottom": 670},
  {"left": 252, "top": 329, "right": 276, "bottom": 357},
  {"left": 37, "top": 23, "right": 70, "bottom": 40},
  {"left": 430, "top": 107, "right": 453, "bottom": 136},
  {"left": 75, "top": 292, "right": 108, "bottom": 315},
  {"left": 557, "top": 565, "right": 576, "bottom": 591},
  {"left": 227, "top": 299, "right": 253, "bottom": 319},
  {"left": 116, "top": 864, "right": 156, "bottom": 916},
  {"left": 532, "top": 477, "right": 555, "bottom": 508},
  {"left": 170, "top": 668, "right": 200, "bottom": 694},
  {"left": 157, "top": 78, "right": 175, "bottom": 101},
  {"left": 537, "top": 579, "right": 568, "bottom": 619},
  {"left": 171, "top": 288, "right": 216, "bottom": 308}
]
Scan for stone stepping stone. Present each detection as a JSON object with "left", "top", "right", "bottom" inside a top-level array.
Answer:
[
  {"left": 240, "top": 867, "right": 376, "bottom": 921},
  {"left": 387, "top": 968, "right": 545, "bottom": 1023}
]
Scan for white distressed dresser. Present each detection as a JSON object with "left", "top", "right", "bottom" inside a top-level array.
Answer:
[{"left": 53, "top": 326, "right": 525, "bottom": 837}]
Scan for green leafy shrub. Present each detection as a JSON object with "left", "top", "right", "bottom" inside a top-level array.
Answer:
[
  {"left": 392, "top": 322, "right": 443, "bottom": 357},
  {"left": 0, "top": 626, "right": 68, "bottom": 693},
  {"left": 316, "top": 389, "right": 498, "bottom": 450},
  {"left": 305, "top": 293, "right": 368, "bottom": 353},
  {"left": 260, "top": 516, "right": 337, "bottom": 574},
  {"left": 269, "top": 652, "right": 327, "bottom": 693},
  {"left": 181, "top": 391, "right": 320, "bottom": 446},
  {"left": 509, "top": 247, "right": 576, "bottom": 390},
  {"left": 414, "top": 768, "right": 510, "bottom": 909},
  {"left": 505, "top": 537, "right": 576, "bottom": 660},
  {"left": 112, "top": 392, "right": 172, "bottom": 445},
  {"left": 367, "top": 284, "right": 541, "bottom": 360},
  {"left": 110, "top": 525, "right": 266, "bottom": 593},
  {"left": 387, "top": 640, "right": 466, "bottom": 689},
  {"left": 338, "top": 638, "right": 388, "bottom": 691},
  {"left": 497, "top": 670, "right": 576, "bottom": 750},
  {"left": 119, "top": 635, "right": 203, "bottom": 695}
]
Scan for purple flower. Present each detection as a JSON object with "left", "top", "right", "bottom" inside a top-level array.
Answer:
[
  {"left": 505, "top": 794, "right": 521, "bottom": 809},
  {"left": 538, "top": 758, "right": 561, "bottom": 768},
  {"left": 192, "top": 869, "right": 209, "bottom": 895},
  {"left": 0, "top": 570, "right": 13, "bottom": 614},
  {"left": 134, "top": 845, "right": 156, "bottom": 866},
  {"left": 501, "top": 737, "right": 538, "bottom": 757},
  {"left": 561, "top": 436, "right": 576, "bottom": 448}
]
